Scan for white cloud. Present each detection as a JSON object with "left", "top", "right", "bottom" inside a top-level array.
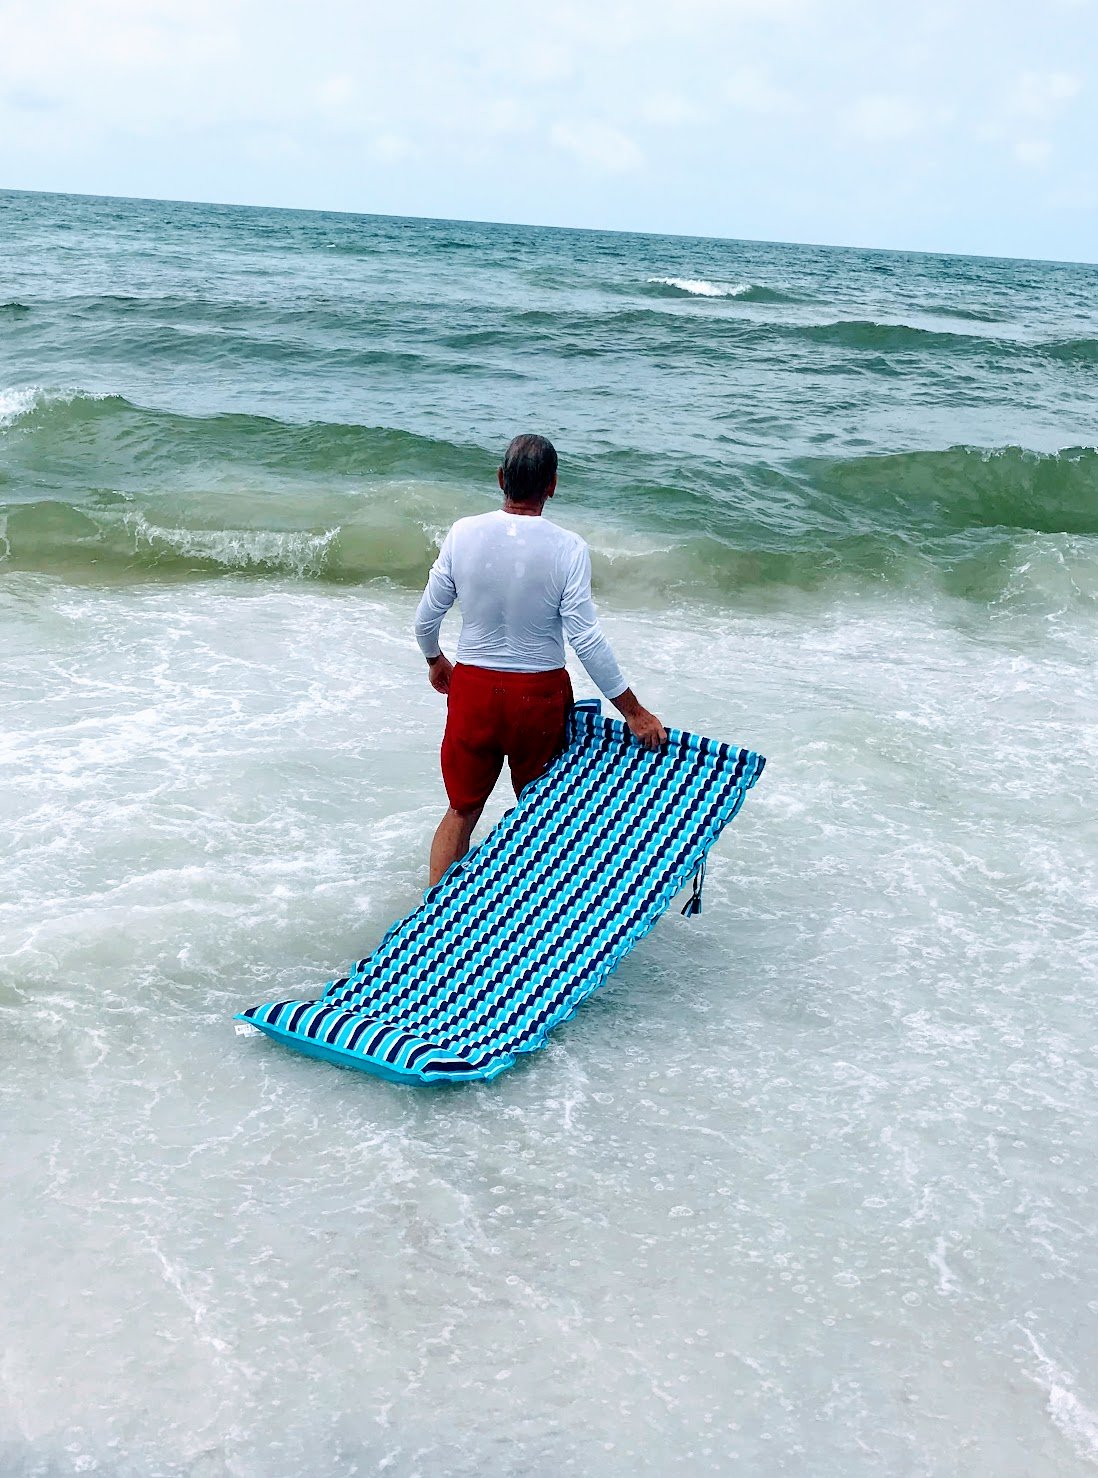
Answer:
[
  {"left": 241, "top": 127, "right": 307, "bottom": 164},
  {"left": 0, "top": 0, "right": 243, "bottom": 133},
  {"left": 371, "top": 132, "right": 416, "bottom": 163},
  {"left": 842, "top": 94, "right": 936, "bottom": 142},
  {"left": 724, "top": 66, "right": 798, "bottom": 116},
  {"left": 641, "top": 92, "right": 703, "bottom": 126},
  {"left": 520, "top": 41, "right": 576, "bottom": 85},
  {"left": 476, "top": 99, "right": 535, "bottom": 137},
  {"left": 1045, "top": 174, "right": 1098, "bottom": 210},
  {"left": 978, "top": 69, "right": 1082, "bottom": 174},
  {"left": 1011, "top": 70, "right": 1081, "bottom": 120},
  {"left": 3, "top": 0, "right": 238, "bottom": 84},
  {"left": 315, "top": 75, "right": 355, "bottom": 110},
  {"left": 546, "top": 0, "right": 811, "bottom": 47},
  {"left": 4, "top": 84, "right": 60, "bottom": 111},
  {"left": 1014, "top": 137, "right": 1053, "bottom": 166},
  {"left": 550, "top": 120, "right": 643, "bottom": 172}
]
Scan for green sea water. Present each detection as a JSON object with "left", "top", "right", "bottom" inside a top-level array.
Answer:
[
  {"left": 2, "top": 189, "right": 1096, "bottom": 601},
  {"left": 2, "top": 189, "right": 1097, "bottom": 1477}
]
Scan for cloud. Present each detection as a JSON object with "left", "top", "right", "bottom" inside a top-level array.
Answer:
[
  {"left": 519, "top": 41, "right": 576, "bottom": 85},
  {"left": 640, "top": 92, "right": 703, "bottom": 126},
  {"left": 371, "top": 132, "right": 416, "bottom": 163},
  {"left": 1011, "top": 70, "right": 1081, "bottom": 120},
  {"left": 724, "top": 66, "right": 798, "bottom": 116},
  {"left": 550, "top": 120, "right": 643, "bottom": 172},
  {"left": 241, "top": 127, "right": 307, "bottom": 165},
  {"left": 474, "top": 99, "right": 535, "bottom": 138},
  {"left": 543, "top": 0, "right": 811, "bottom": 48},
  {"left": 3, "top": 0, "right": 238, "bottom": 84},
  {"left": 1015, "top": 137, "right": 1053, "bottom": 167},
  {"left": 4, "top": 85, "right": 60, "bottom": 111},
  {"left": 978, "top": 69, "right": 1082, "bottom": 173},
  {"left": 315, "top": 75, "right": 355, "bottom": 110},
  {"left": 841, "top": 94, "right": 943, "bottom": 142},
  {"left": 0, "top": 0, "right": 243, "bottom": 133},
  {"left": 1045, "top": 173, "right": 1098, "bottom": 210}
]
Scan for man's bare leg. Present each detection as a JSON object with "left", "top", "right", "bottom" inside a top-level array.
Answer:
[{"left": 429, "top": 805, "right": 484, "bottom": 887}]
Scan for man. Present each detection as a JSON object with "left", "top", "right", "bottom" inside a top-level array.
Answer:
[{"left": 415, "top": 433, "right": 667, "bottom": 887}]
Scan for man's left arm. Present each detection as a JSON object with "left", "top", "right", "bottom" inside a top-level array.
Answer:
[{"left": 560, "top": 543, "right": 666, "bottom": 750}]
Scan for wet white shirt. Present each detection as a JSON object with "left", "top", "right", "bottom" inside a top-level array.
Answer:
[{"left": 414, "top": 510, "right": 627, "bottom": 700}]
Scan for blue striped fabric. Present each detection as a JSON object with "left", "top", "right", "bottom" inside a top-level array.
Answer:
[{"left": 235, "top": 701, "right": 765, "bottom": 1084}]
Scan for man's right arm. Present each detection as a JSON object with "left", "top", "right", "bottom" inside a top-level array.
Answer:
[
  {"left": 609, "top": 686, "right": 667, "bottom": 751},
  {"left": 415, "top": 532, "right": 457, "bottom": 692}
]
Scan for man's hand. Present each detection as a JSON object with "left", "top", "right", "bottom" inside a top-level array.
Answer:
[
  {"left": 427, "top": 653, "right": 453, "bottom": 694},
  {"left": 626, "top": 708, "right": 667, "bottom": 751},
  {"left": 611, "top": 687, "right": 667, "bottom": 751}
]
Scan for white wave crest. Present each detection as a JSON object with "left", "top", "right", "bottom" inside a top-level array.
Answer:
[
  {"left": 126, "top": 515, "right": 340, "bottom": 578},
  {"left": 1023, "top": 1328, "right": 1098, "bottom": 1466},
  {"left": 647, "top": 277, "right": 752, "bottom": 298},
  {"left": 0, "top": 386, "right": 45, "bottom": 427},
  {"left": 0, "top": 384, "right": 111, "bottom": 427}
]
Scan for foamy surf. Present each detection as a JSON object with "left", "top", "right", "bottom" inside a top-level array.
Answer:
[
  {"left": 126, "top": 514, "right": 341, "bottom": 578},
  {"left": 1023, "top": 1330, "right": 1098, "bottom": 1468},
  {"left": 0, "top": 385, "right": 46, "bottom": 426},
  {"left": 4, "top": 573, "right": 1096, "bottom": 1475},
  {"left": 643, "top": 277, "right": 802, "bottom": 303},
  {"left": 647, "top": 275, "right": 753, "bottom": 297},
  {"left": 0, "top": 383, "right": 112, "bottom": 426}
]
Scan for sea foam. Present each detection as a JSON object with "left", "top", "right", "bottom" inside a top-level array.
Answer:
[
  {"left": 126, "top": 514, "right": 340, "bottom": 579},
  {"left": 0, "top": 383, "right": 112, "bottom": 427},
  {"left": 647, "top": 276, "right": 753, "bottom": 297},
  {"left": 0, "top": 385, "right": 44, "bottom": 426}
]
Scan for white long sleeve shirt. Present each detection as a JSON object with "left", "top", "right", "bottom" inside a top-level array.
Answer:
[{"left": 414, "top": 510, "right": 628, "bottom": 700}]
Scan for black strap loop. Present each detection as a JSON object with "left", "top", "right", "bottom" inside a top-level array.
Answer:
[{"left": 680, "top": 859, "right": 706, "bottom": 917}]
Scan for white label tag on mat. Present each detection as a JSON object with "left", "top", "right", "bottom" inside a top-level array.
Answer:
[{"left": 234, "top": 1022, "right": 260, "bottom": 1036}]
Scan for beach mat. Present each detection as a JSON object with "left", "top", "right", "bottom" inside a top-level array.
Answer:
[{"left": 235, "top": 701, "right": 765, "bottom": 1084}]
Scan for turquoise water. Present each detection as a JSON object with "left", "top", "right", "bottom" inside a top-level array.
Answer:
[
  {"left": 3, "top": 189, "right": 1097, "bottom": 595},
  {"left": 2, "top": 189, "right": 1097, "bottom": 1476}
]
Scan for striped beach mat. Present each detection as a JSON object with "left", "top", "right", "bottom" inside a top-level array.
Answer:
[{"left": 235, "top": 701, "right": 765, "bottom": 1084}]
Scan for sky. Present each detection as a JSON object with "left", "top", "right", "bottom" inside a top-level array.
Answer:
[{"left": 1, "top": 0, "right": 1096, "bottom": 261}]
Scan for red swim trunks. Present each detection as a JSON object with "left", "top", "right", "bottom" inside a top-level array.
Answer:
[{"left": 441, "top": 663, "right": 574, "bottom": 814}]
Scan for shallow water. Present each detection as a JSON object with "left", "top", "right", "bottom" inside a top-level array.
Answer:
[
  {"left": 2, "top": 191, "right": 1097, "bottom": 1475},
  {"left": 3, "top": 575, "right": 1096, "bottom": 1475}
]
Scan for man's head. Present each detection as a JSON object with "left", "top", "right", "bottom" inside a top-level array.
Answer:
[{"left": 498, "top": 434, "right": 558, "bottom": 506}]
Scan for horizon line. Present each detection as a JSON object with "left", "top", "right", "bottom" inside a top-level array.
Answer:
[{"left": 2, "top": 183, "right": 1095, "bottom": 272}]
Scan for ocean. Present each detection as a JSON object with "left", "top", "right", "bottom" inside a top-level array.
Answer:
[{"left": 1, "top": 187, "right": 1096, "bottom": 1476}]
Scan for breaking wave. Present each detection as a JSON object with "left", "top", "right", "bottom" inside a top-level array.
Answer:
[
  {"left": 0, "top": 387, "right": 488, "bottom": 480},
  {"left": 1041, "top": 336, "right": 1098, "bottom": 363},
  {"left": 2, "top": 398, "right": 1095, "bottom": 608},
  {"left": 645, "top": 277, "right": 803, "bottom": 304},
  {"left": 793, "top": 319, "right": 1014, "bottom": 355},
  {"left": 805, "top": 443, "right": 1098, "bottom": 537}
]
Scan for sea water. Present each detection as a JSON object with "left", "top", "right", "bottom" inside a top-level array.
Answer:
[{"left": 1, "top": 189, "right": 1096, "bottom": 1476}]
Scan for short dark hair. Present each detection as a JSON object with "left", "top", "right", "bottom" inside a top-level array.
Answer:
[{"left": 500, "top": 434, "right": 557, "bottom": 504}]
